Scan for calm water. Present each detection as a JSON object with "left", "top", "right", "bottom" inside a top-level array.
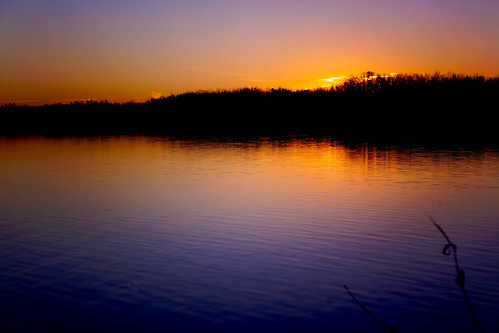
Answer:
[{"left": 1, "top": 136, "right": 499, "bottom": 333}]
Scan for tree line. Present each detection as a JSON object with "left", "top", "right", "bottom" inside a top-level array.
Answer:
[{"left": 1, "top": 72, "right": 498, "bottom": 144}]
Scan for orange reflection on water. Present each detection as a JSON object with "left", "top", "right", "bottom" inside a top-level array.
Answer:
[
  {"left": 1, "top": 136, "right": 499, "bottom": 222},
  {"left": 2, "top": 137, "right": 499, "bottom": 333}
]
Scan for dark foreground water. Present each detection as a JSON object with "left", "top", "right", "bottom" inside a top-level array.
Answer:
[{"left": 1, "top": 136, "right": 498, "bottom": 332}]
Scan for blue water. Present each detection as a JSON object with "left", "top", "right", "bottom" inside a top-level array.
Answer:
[{"left": 1, "top": 136, "right": 499, "bottom": 332}]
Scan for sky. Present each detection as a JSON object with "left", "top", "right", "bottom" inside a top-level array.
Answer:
[{"left": 1, "top": 0, "right": 498, "bottom": 105}]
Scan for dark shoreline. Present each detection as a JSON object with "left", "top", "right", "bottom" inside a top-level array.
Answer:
[{"left": 2, "top": 73, "right": 498, "bottom": 145}]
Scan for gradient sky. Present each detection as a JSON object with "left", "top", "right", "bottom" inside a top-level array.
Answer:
[{"left": 1, "top": 0, "right": 498, "bottom": 105}]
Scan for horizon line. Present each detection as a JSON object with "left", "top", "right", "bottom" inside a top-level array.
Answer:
[{"left": 3, "top": 71, "right": 498, "bottom": 107}]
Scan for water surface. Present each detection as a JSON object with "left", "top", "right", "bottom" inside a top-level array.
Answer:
[{"left": 1, "top": 136, "right": 498, "bottom": 332}]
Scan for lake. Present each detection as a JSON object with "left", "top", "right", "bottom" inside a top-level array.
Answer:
[{"left": 1, "top": 136, "right": 498, "bottom": 332}]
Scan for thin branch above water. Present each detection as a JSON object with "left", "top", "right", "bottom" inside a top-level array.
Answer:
[{"left": 430, "top": 216, "right": 482, "bottom": 333}]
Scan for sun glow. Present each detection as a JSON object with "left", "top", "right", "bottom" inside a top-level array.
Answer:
[
  {"left": 150, "top": 91, "right": 162, "bottom": 99},
  {"left": 322, "top": 77, "right": 345, "bottom": 83}
]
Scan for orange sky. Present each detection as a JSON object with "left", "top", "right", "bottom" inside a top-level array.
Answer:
[{"left": 1, "top": 0, "right": 498, "bottom": 105}]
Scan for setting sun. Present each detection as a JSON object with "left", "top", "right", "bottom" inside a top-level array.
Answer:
[
  {"left": 150, "top": 91, "right": 162, "bottom": 99},
  {"left": 322, "top": 77, "right": 346, "bottom": 85}
]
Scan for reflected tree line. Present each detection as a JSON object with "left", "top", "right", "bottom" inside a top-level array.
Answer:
[{"left": 1, "top": 72, "right": 498, "bottom": 144}]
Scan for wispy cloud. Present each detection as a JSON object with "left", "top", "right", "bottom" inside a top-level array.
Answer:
[
  {"left": 219, "top": 72, "right": 276, "bottom": 84},
  {"left": 5, "top": 99, "right": 41, "bottom": 104},
  {"left": 240, "top": 77, "right": 274, "bottom": 83},
  {"left": 183, "top": 67, "right": 276, "bottom": 85}
]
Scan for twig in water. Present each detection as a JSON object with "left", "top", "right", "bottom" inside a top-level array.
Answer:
[
  {"left": 430, "top": 216, "right": 482, "bottom": 333},
  {"left": 344, "top": 285, "right": 398, "bottom": 333}
]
